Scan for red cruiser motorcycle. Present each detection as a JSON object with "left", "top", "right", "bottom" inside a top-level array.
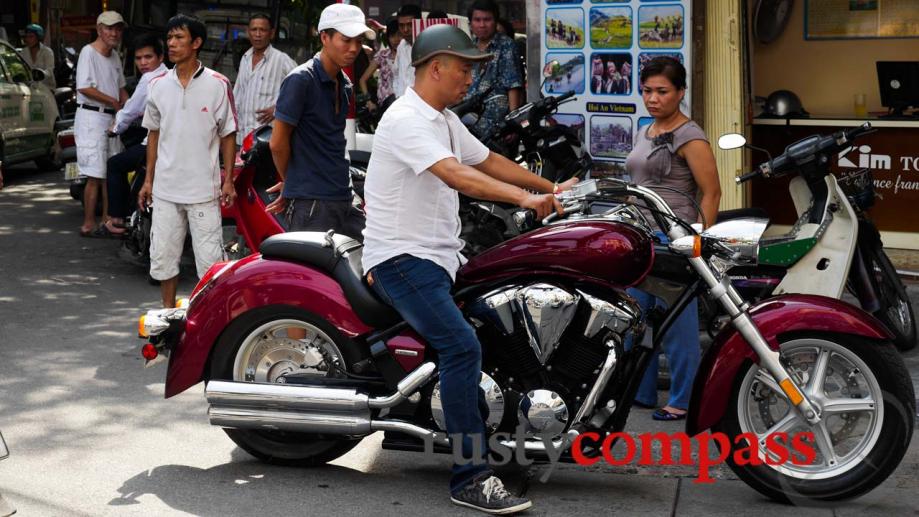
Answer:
[{"left": 139, "top": 177, "right": 914, "bottom": 502}]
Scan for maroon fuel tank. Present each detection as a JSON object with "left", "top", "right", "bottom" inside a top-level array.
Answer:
[{"left": 457, "top": 220, "right": 654, "bottom": 288}]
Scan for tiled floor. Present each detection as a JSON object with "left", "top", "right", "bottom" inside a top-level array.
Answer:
[{"left": 887, "top": 248, "right": 919, "bottom": 277}]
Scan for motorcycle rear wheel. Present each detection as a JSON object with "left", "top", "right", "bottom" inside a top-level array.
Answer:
[
  {"left": 715, "top": 333, "right": 914, "bottom": 503},
  {"left": 208, "top": 306, "right": 363, "bottom": 467},
  {"left": 863, "top": 247, "right": 916, "bottom": 351}
]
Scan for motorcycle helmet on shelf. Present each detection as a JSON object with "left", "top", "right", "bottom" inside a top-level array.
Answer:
[{"left": 761, "top": 89, "right": 809, "bottom": 118}]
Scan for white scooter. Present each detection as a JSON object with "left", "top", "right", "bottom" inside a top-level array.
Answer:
[{"left": 714, "top": 123, "right": 916, "bottom": 350}]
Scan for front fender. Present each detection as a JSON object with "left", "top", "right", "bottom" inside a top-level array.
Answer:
[
  {"left": 686, "top": 294, "right": 892, "bottom": 436},
  {"left": 164, "top": 255, "right": 372, "bottom": 398}
]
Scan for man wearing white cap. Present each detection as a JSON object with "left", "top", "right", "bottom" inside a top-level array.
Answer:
[
  {"left": 76, "top": 11, "right": 128, "bottom": 237},
  {"left": 267, "top": 3, "right": 374, "bottom": 240}
]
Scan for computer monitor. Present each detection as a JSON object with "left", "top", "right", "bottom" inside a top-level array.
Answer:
[{"left": 876, "top": 61, "right": 919, "bottom": 117}]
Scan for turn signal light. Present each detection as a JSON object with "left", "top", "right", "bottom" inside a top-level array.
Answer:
[
  {"left": 142, "top": 343, "right": 158, "bottom": 361},
  {"left": 669, "top": 235, "right": 702, "bottom": 258},
  {"left": 780, "top": 378, "right": 804, "bottom": 406},
  {"left": 138, "top": 315, "right": 147, "bottom": 337},
  {"left": 176, "top": 298, "right": 189, "bottom": 309}
]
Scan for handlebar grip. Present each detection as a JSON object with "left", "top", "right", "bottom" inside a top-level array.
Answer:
[
  {"left": 735, "top": 170, "right": 760, "bottom": 184},
  {"left": 846, "top": 122, "right": 872, "bottom": 141},
  {"left": 512, "top": 209, "right": 538, "bottom": 231}
]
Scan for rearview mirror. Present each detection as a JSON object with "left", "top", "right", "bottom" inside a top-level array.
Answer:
[
  {"left": 718, "top": 133, "right": 747, "bottom": 150},
  {"left": 543, "top": 60, "right": 559, "bottom": 78}
]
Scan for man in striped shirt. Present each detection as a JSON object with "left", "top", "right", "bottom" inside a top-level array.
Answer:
[{"left": 233, "top": 14, "right": 296, "bottom": 145}]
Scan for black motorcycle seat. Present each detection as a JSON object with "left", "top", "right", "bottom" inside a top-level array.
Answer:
[{"left": 260, "top": 232, "right": 402, "bottom": 329}]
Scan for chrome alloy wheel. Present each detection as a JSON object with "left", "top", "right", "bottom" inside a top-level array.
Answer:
[
  {"left": 232, "top": 319, "right": 346, "bottom": 383},
  {"left": 736, "top": 338, "right": 884, "bottom": 480}
]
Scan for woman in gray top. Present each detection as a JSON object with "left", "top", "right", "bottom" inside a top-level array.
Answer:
[{"left": 625, "top": 57, "right": 721, "bottom": 420}]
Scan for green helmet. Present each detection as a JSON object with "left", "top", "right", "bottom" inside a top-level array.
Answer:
[
  {"left": 24, "top": 23, "right": 44, "bottom": 40},
  {"left": 411, "top": 24, "right": 493, "bottom": 67}
]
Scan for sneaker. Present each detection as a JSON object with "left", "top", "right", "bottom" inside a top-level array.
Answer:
[{"left": 450, "top": 474, "right": 533, "bottom": 515}]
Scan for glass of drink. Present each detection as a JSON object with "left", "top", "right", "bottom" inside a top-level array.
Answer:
[{"left": 854, "top": 93, "right": 868, "bottom": 118}]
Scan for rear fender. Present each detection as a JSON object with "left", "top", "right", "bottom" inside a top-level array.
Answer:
[
  {"left": 164, "top": 255, "right": 372, "bottom": 398},
  {"left": 685, "top": 294, "right": 892, "bottom": 436}
]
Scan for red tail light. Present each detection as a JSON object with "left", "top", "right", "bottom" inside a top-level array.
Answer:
[
  {"left": 142, "top": 343, "right": 158, "bottom": 360},
  {"left": 58, "top": 132, "right": 76, "bottom": 148},
  {"left": 241, "top": 130, "right": 256, "bottom": 155}
]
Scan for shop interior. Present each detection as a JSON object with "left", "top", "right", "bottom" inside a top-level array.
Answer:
[{"left": 746, "top": 0, "right": 919, "bottom": 249}]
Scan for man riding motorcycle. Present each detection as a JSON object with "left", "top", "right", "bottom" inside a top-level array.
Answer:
[{"left": 361, "top": 24, "right": 575, "bottom": 514}]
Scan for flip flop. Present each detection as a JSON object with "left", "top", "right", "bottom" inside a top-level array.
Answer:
[
  {"left": 652, "top": 408, "right": 687, "bottom": 421},
  {"left": 80, "top": 227, "right": 100, "bottom": 238},
  {"left": 102, "top": 221, "right": 127, "bottom": 235},
  {"left": 95, "top": 224, "right": 126, "bottom": 239}
]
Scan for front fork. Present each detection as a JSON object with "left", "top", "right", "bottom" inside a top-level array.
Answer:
[{"left": 687, "top": 255, "right": 823, "bottom": 425}]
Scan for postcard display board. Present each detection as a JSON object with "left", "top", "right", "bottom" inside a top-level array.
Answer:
[{"left": 539, "top": 0, "right": 691, "bottom": 179}]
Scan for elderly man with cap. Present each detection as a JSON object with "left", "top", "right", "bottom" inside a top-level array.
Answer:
[
  {"left": 362, "top": 24, "right": 577, "bottom": 514},
  {"left": 20, "top": 24, "right": 55, "bottom": 88},
  {"left": 267, "top": 3, "right": 373, "bottom": 239},
  {"left": 75, "top": 11, "right": 128, "bottom": 237}
]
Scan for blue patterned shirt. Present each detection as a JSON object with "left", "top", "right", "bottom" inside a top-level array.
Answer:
[{"left": 466, "top": 33, "right": 523, "bottom": 137}]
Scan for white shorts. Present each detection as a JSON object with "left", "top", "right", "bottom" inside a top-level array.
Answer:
[
  {"left": 149, "top": 197, "right": 225, "bottom": 281},
  {"left": 74, "top": 108, "right": 123, "bottom": 179}
]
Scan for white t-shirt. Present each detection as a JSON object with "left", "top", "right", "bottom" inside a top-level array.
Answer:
[
  {"left": 392, "top": 39, "right": 415, "bottom": 98},
  {"left": 362, "top": 87, "right": 490, "bottom": 280},
  {"left": 143, "top": 62, "right": 238, "bottom": 204},
  {"left": 75, "top": 44, "right": 125, "bottom": 107}
]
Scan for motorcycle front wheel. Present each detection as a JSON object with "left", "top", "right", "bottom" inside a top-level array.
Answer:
[
  {"left": 208, "top": 306, "right": 363, "bottom": 467},
  {"left": 863, "top": 247, "right": 916, "bottom": 351},
  {"left": 715, "top": 333, "right": 915, "bottom": 503}
]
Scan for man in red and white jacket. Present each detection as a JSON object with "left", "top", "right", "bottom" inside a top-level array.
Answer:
[{"left": 139, "top": 14, "right": 238, "bottom": 308}]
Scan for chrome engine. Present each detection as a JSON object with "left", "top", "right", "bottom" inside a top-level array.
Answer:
[{"left": 431, "top": 282, "right": 641, "bottom": 436}]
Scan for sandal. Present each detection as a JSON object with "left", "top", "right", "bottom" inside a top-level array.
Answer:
[
  {"left": 652, "top": 408, "right": 687, "bottom": 421},
  {"left": 103, "top": 220, "right": 127, "bottom": 235},
  {"left": 96, "top": 224, "right": 126, "bottom": 239}
]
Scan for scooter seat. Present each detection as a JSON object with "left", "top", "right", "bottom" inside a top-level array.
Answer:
[{"left": 260, "top": 232, "right": 402, "bottom": 329}]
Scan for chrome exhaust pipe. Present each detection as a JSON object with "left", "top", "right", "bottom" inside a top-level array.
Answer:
[
  {"left": 206, "top": 362, "right": 437, "bottom": 432},
  {"left": 208, "top": 406, "right": 372, "bottom": 434}
]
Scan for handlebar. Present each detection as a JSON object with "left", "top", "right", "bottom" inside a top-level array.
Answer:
[
  {"left": 554, "top": 90, "right": 576, "bottom": 104},
  {"left": 449, "top": 86, "right": 495, "bottom": 118},
  {"left": 736, "top": 122, "right": 873, "bottom": 184},
  {"left": 734, "top": 169, "right": 761, "bottom": 184}
]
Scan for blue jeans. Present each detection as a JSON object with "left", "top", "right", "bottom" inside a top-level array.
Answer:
[
  {"left": 368, "top": 255, "right": 491, "bottom": 493},
  {"left": 626, "top": 231, "right": 701, "bottom": 410},
  {"left": 627, "top": 290, "right": 700, "bottom": 410}
]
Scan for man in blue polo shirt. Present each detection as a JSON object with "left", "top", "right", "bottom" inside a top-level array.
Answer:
[{"left": 267, "top": 3, "right": 374, "bottom": 241}]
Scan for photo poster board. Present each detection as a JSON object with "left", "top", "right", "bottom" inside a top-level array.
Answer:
[{"left": 538, "top": 0, "right": 692, "bottom": 180}]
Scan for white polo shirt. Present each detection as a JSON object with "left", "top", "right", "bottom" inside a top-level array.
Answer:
[
  {"left": 143, "top": 62, "right": 238, "bottom": 204},
  {"left": 362, "top": 87, "right": 490, "bottom": 280}
]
